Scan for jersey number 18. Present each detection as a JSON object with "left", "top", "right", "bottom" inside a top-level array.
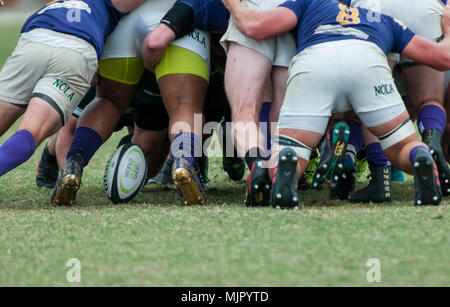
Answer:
[{"left": 336, "top": 3, "right": 361, "bottom": 25}]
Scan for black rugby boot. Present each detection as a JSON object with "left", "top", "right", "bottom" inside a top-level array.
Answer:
[
  {"left": 422, "top": 129, "right": 450, "bottom": 196},
  {"left": 245, "top": 160, "right": 271, "bottom": 207},
  {"left": 270, "top": 148, "right": 299, "bottom": 210},
  {"left": 36, "top": 144, "right": 58, "bottom": 189},
  {"left": 350, "top": 164, "right": 392, "bottom": 203},
  {"left": 413, "top": 148, "right": 442, "bottom": 206}
]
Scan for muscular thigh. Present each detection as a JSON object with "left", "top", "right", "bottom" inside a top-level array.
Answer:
[
  {"left": 97, "top": 76, "right": 138, "bottom": 112},
  {"left": 158, "top": 73, "right": 208, "bottom": 114}
]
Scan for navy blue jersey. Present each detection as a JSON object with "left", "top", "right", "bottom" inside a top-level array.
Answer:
[
  {"left": 21, "top": 0, "right": 125, "bottom": 59},
  {"left": 280, "top": 0, "right": 415, "bottom": 54},
  {"left": 176, "top": 0, "right": 230, "bottom": 32}
]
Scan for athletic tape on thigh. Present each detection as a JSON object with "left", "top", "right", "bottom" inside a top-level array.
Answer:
[
  {"left": 273, "top": 134, "right": 312, "bottom": 161},
  {"left": 378, "top": 119, "right": 416, "bottom": 150}
]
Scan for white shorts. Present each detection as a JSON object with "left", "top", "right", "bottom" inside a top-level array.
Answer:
[
  {"left": 0, "top": 29, "right": 97, "bottom": 124},
  {"left": 279, "top": 40, "right": 406, "bottom": 133},
  {"left": 102, "top": 0, "right": 210, "bottom": 67},
  {"left": 351, "top": 0, "right": 444, "bottom": 63},
  {"left": 220, "top": 0, "right": 296, "bottom": 67}
]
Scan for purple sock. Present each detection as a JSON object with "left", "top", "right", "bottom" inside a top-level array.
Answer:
[
  {"left": 409, "top": 145, "right": 428, "bottom": 165},
  {"left": 417, "top": 105, "right": 446, "bottom": 134},
  {"left": 347, "top": 120, "right": 363, "bottom": 152},
  {"left": 366, "top": 142, "right": 389, "bottom": 166},
  {"left": 66, "top": 127, "right": 103, "bottom": 167},
  {"left": 0, "top": 130, "right": 36, "bottom": 176},
  {"left": 171, "top": 132, "right": 201, "bottom": 167},
  {"left": 259, "top": 102, "right": 272, "bottom": 155}
]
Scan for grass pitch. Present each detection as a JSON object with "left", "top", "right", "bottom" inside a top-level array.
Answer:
[{"left": 0, "top": 24, "right": 449, "bottom": 287}]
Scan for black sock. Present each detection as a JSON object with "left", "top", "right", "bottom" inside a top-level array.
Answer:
[
  {"left": 244, "top": 147, "right": 264, "bottom": 169},
  {"left": 43, "top": 144, "right": 57, "bottom": 164}
]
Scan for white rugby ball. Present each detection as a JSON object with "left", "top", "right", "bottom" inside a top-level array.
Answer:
[{"left": 104, "top": 144, "right": 148, "bottom": 203}]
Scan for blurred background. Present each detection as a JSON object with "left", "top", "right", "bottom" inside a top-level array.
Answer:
[
  {"left": 0, "top": 0, "right": 46, "bottom": 24},
  {"left": 0, "top": 1, "right": 49, "bottom": 66}
]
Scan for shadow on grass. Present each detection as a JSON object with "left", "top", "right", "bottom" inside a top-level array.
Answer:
[{"left": 0, "top": 179, "right": 420, "bottom": 211}]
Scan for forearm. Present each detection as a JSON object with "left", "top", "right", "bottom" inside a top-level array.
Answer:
[
  {"left": 433, "top": 37, "right": 450, "bottom": 71},
  {"left": 226, "top": 2, "right": 269, "bottom": 40},
  {"left": 223, "top": 1, "right": 297, "bottom": 40},
  {"left": 142, "top": 24, "right": 176, "bottom": 71}
]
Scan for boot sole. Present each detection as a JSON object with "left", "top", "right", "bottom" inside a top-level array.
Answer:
[
  {"left": 314, "top": 122, "right": 350, "bottom": 185},
  {"left": 271, "top": 149, "right": 299, "bottom": 210},
  {"left": 414, "top": 155, "right": 442, "bottom": 206},
  {"left": 173, "top": 168, "right": 206, "bottom": 206},
  {"left": 52, "top": 174, "right": 80, "bottom": 206}
]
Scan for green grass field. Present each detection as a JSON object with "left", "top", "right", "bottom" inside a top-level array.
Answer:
[{"left": 0, "top": 24, "right": 449, "bottom": 287}]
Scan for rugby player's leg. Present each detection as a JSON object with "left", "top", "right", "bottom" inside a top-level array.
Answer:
[
  {"left": 402, "top": 65, "right": 450, "bottom": 196},
  {"left": 225, "top": 43, "right": 273, "bottom": 206},
  {"left": 154, "top": 44, "right": 209, "bottom": 205},
  {"left": 132, "top": 69, "right": 171, "bottom": 179},
  {"left": 225, "top": 42, "right": 272, "bottom": 163},
  {"left": 158, "top": 73, "right": 207, "bottom": 205},
  {"left": 363, "top": 111, "right": 441, "bottom": 205},
  {"left": 0, "top": 97, "right": 61, "bottom": 176},
  {"left": 350, "top": 124, "right": 393, "bottom": 203},
  {"left": 55, "top": 115, "right": 79, "bottom": 169},
  {"left": 53, "top": 57, "right": 142, "bottom": 206},
  {"left": 269, "top": 128, "right": 324, "bottom": 209},
  {"left": 132, "top": 127, "right": 169, "bottom": 179},
  {"left": 0, "top": 101, "right": 25, "bottom": 136}
]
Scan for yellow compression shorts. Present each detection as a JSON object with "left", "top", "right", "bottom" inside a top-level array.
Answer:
[
  {"left": 155, "top": 44, "right": 210, "bottom": 82},
  {"left": 98, "top": 57, "right": 145, "bottom": 85}
]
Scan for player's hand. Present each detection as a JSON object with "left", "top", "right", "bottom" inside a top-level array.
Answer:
[
  {"left": 442, "top": 3, "right": 450, "bottom": 36},
  {"left": 0, "top": 1, "right": 5, "bottom": 7}
]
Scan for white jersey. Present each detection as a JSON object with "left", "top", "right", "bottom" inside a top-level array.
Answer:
[{"left": 350, "top": 0, "right": 444, "bottom": 40}]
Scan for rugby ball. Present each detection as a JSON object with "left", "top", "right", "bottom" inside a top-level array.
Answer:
[{"left": 104, "top": 144, "right": 148, "bottom": 203}]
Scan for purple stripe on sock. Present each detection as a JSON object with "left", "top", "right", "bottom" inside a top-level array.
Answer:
[
  {"left": 0, "top": 130, "right": 36, "bottom": 176},
  {"left": 366, "top": 142, "right": 389, "bottom": 166},
  {"left": 417, "top": 104, "right": 446, "bottom": 134},
  {"left": 347, "top": 120, "right": 363, "bottom": 153},
  {"left": 171, "top": 132, "right": 201, "bottom": 167},
  {"left": 409, "top": 145, "right": 428, "bottom": 165},
  {"left": 67, "top": 127, "right": 103, "bottom": 167}
]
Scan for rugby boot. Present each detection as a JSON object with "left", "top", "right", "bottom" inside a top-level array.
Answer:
[
  {"left": 413, "top": 148, "right": 442, "bottom": 206},
  {"left": 172, "top": 156, "right": 207, "bottom": 206},
  {"left": 422, "top": 129, "right": 450, "bottom": 196},
  {"left": 270, "top": 148, "right": 299, "bottom": 210},
  {"left": 147, "top": 159, "right": 174, "bottom": 186},
  {"left": 313, "top": 120, "right": 350, "bottom": 187},
  {"left": 197, "top": 156, "right": 209, "bottom": 189},
  {"left": 330, "top": 155, "right": 356, "bottom": 201},
  {"left": 245, "top": 160, "right": 271, "bottom": 207},
  {"left": 36, "top": 144, "right": 58, "bottom": 189},
  {"left": 223, "top": 156, "right": 246, "bottom": 181},
  {"left": 350, "top": 164, "right": 392, "bottom": 203},
  {"left": 51, "top": 154, "right": 83, "bottom": 206}
]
